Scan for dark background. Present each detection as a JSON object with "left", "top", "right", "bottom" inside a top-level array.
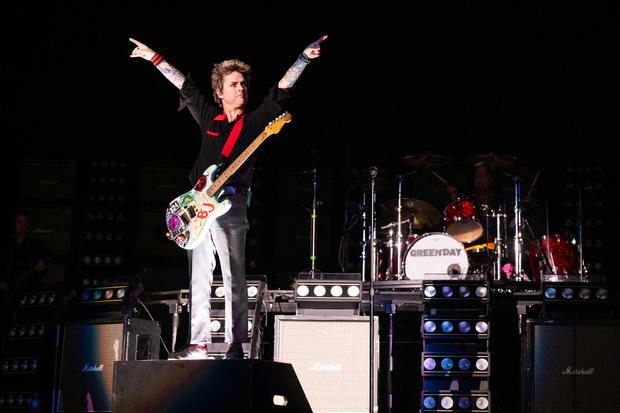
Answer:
[
  {"left": 3, "top": 0, "right": 613, "bottom": 288},
  {"left": 1, "top": 2, "right": 616, "bottom": 413}
]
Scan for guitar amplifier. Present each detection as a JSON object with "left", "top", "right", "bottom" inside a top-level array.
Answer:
[
  {"left": 523, "top": 319, "right": 620, "bottom": 413},
  {"left": 54, "top": 318, "right": 160, "bottom": 413},
  {"left": 274, "top": 315, "right": 379, "bottom": 413}
]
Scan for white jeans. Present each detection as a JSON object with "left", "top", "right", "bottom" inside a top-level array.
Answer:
[{"left": 188, "top": 203, "right": 249, "bottom": 344}]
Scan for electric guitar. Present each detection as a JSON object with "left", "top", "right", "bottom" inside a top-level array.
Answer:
[{"left": 165, "top": 112, "right": 292, "bottom": 249}]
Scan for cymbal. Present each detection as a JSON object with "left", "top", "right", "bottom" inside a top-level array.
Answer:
[
  {"left": 467, "top": 153, "right": 516, "bottom": 168},
  {"left": 402, "top": 153, "right": 454, "bottom": 167},
  {"left": 379, "top": 198, "right": 442, "bottom": 229}
]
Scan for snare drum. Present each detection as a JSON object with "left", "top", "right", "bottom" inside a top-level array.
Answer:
[
  {"left": 404, "top": 232, "right": 469, "bottom": 280},
  {"left": 444, "top": 198, "right": 484, "bottom": 243},
  {"left": 528, "top": 234, "right": 579, "bottom": 280}
]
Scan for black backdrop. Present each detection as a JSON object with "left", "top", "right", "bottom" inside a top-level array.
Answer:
[{"left": 3, "top": 1, "right": 614, "bottom": 285}]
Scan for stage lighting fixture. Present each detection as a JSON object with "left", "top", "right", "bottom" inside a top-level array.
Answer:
[
  {"left": 0, "top": 358, "right": 38, "bottom": 375},
  {"left": 561, "top": 287, "right": 574, "bottom": 299},
  {"left": 441, "top": 321, "right": 454, "bottom": 333},
  {"left": 247, "top": 285, "right": 258, "bottom": 298},
  {"left": 458, "top": 320, "right": 471, "bottom": 333},
  {"left": 422, "top": 316, "right": 490, "bottom": 338},
  {"left": 79, "top": 284, "right": 128, "bottom": 304},
  {"left": 293, "top": 276, "right": 363, "bottom": 314},
  {"left": 330, "top": 285, "right": 343, "bottom": 297},
  {"left": 347, "top": 285, "right": 360, "bottom": 297},
  {"left": 211, "top": 279, "right": 267, "bottom": 304},
  {"left": 210, "top": 320, "right": 222, "bottom": 332},
  {"left": 422, "top": 353, "right": 490, "bottom": 376},
  {"left": 422, "top": 280, "right": 489, "bottom": 303},
  {"left": 313, "top": 285, "right": 327, "bottom": 297},
  {"left": 421, "top": 391, "right": 490, "bottom": 412},
  {"left": 297, "top": 285, "right": 309, "bottom": 297},
  {"left": 424, "top": 320, "right": 437, "bottom": 333},
  {"left": 475, "top": 321, "right": 489, "bottom": 334},
  {"left": 424, "top": 285, "right": 437, "bottom": 298},
  {"left": 208, "top": 315, "right": 254, "bottom": 337},
  {"left": 542, "top": 282, "right": 608, "bottom": 303}
]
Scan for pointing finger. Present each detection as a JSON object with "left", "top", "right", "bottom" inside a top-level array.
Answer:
[{"left": 129, "top": 37, "right": 144, "bottom": 47}]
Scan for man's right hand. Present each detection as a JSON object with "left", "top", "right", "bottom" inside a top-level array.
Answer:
[{"left": 129, "top": 38, "right": 156, "bottom": 61}]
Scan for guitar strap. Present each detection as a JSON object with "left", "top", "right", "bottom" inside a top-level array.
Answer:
[{"left": 219, "top": 114, "right": 245, "bottom": 158}]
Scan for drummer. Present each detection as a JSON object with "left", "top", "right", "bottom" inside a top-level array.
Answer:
[{"left": 447, "top": 163, "right": 500, "bottom": 209}]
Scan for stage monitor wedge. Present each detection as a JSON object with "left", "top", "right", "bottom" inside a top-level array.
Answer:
[{"left": 112, "top": 359, "right": 312, "bottom": 413}]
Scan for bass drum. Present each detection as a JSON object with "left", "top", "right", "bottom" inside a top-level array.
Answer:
[{"left": 404, "top": 232, "right": 469, "bottom": 280}]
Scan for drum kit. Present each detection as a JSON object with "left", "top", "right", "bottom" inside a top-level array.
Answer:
[{"left": 360, "top": 152, "right": 584, "bottom": 284}]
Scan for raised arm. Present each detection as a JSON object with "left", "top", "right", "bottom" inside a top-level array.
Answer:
[
  {"left": 129, "top": 38, "right": 186, "bottom": 90},
  {"left": 278, "top": 35, "right": 327, "bottom": 89}
]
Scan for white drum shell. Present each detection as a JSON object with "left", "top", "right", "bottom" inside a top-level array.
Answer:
[{"left": 404, "top": 232, "right": 469, "bottom": 279}]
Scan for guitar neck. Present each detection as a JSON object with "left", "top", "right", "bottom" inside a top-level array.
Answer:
[{"left": 206, "top": 131, "right": 269, "bottom": 197}]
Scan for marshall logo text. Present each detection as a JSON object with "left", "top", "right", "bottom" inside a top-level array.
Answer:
[{"left": 562, "top": 366, "right": 595, "bottom": 376}]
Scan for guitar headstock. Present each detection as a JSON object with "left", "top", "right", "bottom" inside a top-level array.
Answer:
[{"left": 264, "top": 112, "right": 292, "bottom": 136}]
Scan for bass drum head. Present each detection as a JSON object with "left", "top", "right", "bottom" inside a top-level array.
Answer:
[{"left": 404, "top": 232, "right": 469, "bottom": 280}]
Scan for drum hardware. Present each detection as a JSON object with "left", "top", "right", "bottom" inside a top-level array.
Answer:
[
  {"left": 503, "top": 173, "right": 526, "bottom": 281},
  {"left": 369, "top": 166, "right": 379, "bottom": 283},
  {"left": 395, "top": 171, "right": 419, "bottom": 279},
  {"left": 367, "top": 165, "right": 378, "bottom": 413},
  {"left": 491, "top": 207, "right": 506, "bottom": 281},
  {"left": 360, "top": 192, "right": 368, "bottom": 283}
]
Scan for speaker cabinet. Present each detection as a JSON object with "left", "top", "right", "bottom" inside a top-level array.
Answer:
[
  {"left": 112, "top": 359, "right": 312, "bottom": 413},
  {"left": 54, "top": 318, "right": 160, "bottom": 412},
  {"left": 523, "top": 319, "right": 620, "bottom": 413},
  {"left": 274, "top": 315, "right": 379, "bottom": 413}
]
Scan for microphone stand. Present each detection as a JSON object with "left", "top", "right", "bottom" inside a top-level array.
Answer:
[{"left": 368, "top": 166, "right": 378, "bottom": 413}]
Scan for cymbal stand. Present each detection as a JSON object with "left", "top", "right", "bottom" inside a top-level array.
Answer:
[
  {"left": 369, "top": 166, "right": 379, "bottom": 283},
  {"left": 493, "top": 207, "right": 505, "bottom": 281},
  {"left": 513, "top": 176, "right": 526, "bottom": 280},
  {"left": 310, "top": 168, "right": 318, "bottom": 278},
  {"left": 395, "top": 170, "right": 417, "bottom": 278},
  {"left": 396, "top": 175, "right": 404, "bottom": 280},
  {"left": 368, "top": 166, "right": 378, "bottom": 413},
  {"left": 361, "top": 192, "right": 368, "bottom": 282},
  {"left": 576, "top": 171, "right": 586, "bottom": 280}
]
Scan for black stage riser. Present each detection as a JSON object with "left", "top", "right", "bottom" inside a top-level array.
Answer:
[{"left": 112, "top": 359, "right": 312, "bottom": 413}]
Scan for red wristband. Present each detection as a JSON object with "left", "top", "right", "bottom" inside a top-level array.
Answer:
[{"left": 151, "top": 53, "right": 163, "bottom": 66}]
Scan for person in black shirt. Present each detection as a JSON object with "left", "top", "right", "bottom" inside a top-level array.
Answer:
[{"left": 130, "top": 35, "right": 327, "bottom": 359}]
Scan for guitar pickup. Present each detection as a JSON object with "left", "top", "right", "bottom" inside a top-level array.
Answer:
[
  {"left": 187, "top": 206, "right": 197, "bottom": 219},
  {"left": 180, "top": 213, "right": 190, "bottom": 226}
]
